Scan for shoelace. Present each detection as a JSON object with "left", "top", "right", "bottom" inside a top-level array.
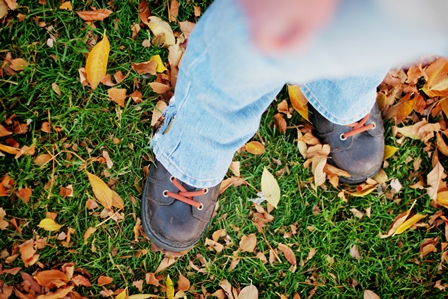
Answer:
[
  {"left": 341, "top": 113, "right": 375, "bottom": 140},
  {"left": 163, "top": 177, "right": 207, "bottom": 210}
]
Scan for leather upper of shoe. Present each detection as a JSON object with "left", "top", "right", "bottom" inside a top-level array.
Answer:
[
  {"left": 312, "top": 103, "right": 385, "bottom": 183},
  {"left": 142, "top": 160, "right": 220, "bottom": 250}
]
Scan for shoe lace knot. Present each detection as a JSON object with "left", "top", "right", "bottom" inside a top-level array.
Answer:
[
  {"left": 163, "top": 177, "right": 207, "bottom": 210},
  {"left": 341, "top": 113, "right": 375, "bottom": 140}
]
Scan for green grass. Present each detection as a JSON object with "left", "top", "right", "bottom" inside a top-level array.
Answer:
[{"left": 1, "top": 1, "right": 448, "bottom": 299}]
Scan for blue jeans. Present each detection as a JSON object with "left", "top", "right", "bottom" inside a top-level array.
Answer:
[{"left": 152, "top": 0, "right": 448, "bottom": 188}]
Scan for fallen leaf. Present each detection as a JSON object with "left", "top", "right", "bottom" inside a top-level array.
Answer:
[
  {"left": 131, "top": 23, "right": 141, "bottom": 40},
  {"left": 76, "top": 9, "right": 113, "bottom": 21},
  {"left": 147, "top": 16, "right": 175, "bottom": 46},
  {"left": 383, "top": 145, "right": 398, "bottom": 160},
  {"left": 261, "top": 167, "right": 281, "bottom": 208},
  {"left": 149, "top": 82, "right": 170, "bottom": 94},
  {"left": 165, "top": 275, "right": 174, "bottom": 299},
  {"left": 311, "top": 155, "right": 326, "bottom": 188},
  {"left": 436, "top": 132, "right": 448, "bottom": 156},
  {"left": 273, "top": 113, "right": 287, "bottom": 134},
  {"left": 245, "top": 141, "right": 265, "bottom": 155},
  {"left": 423, "top": 57, "right": 448, "bottom": 97},
  {"left": 427, "top": 161, "right": 445, "bottom": 201},
  {"left": 239, "top": 234, "right": 257, "bottom": 253},
  {"left": 420, "top": 237, "right": 439, "bottom": 258},
  {"left": 0, "top": 0, "right": 8, "bottom": 19},
  {"left": 59, "top": 2, "right": 72, "bottom": 11},
  {"left": 155, "top": 257, "right": 177, "bottom": 273},
  {"left": 0, "top": 143, "right": 20, "bottom": 155},
  {"left": 38, "top": 218, "right": 62, "bottom": 231},
  {"left": 288, "top": 85, "right": 309, "bottom": 122},
  {"left": 146, "top": 272, "right": 160, "bottom": 286},
  {"left": 132, "top": 60, "right": 157, "bottom": 75},
  {"left": 86, "top": 34, "right": 110, "bottom": 90},
  {"left": 390, "top": 179, "right": 402, "bottom": 193},
  {"left": 35, "top": 270, "right": 69, "bottom": 288},
  {"left": 169, "top": 0, "right": 179, "bottom": 21},
  {"left": 350, "top": 208, "right": 364, "bottom": 219},
  {"left": 86, "top": 171, "right": 113, "bottom": 209},
  {"left": 4, "top": 0, "right": 17, "bottom": 10},
  {"left": 394, "top": 214, "right": 426, "bottom": 235},
  {"left": 178, "top": 21, "right": 195, "bottom": 39},
  {"left": 36, "top": 285, "right": 74, "bottom": 299},
  {"left": 364, "top": 290, "right": 380, "bottom": 299},
  {"left": 111, "top": 190, "right": 124, "bottom": 209},
  {"left": 350, "top": 245, "right": 362, "bottom": 260},
  {"left": 277, "top": 243, "right": 296, "bottom": 266},
  {"left": 97, "top": 276, "right": 113, "bottom": 286},
  {"left": 151, "top": 100, "right": 167, "bottom": 126},
  {"left": 128, "top": 295, "right": 159, "bottom": 299},
  {"left": 150, "top": 55, "right": 167, "bottom": 73},
  {"left": 107, "top": 88, "right": 127, "bottom": 107},
  {"left": 138, "top": 0, "right": 150, "bottom": 25},
  {"left": 238, "top": 285, "right": 258, "bottom": 299},
  {"left": 72, "top": 274, "right": 92, "bottom": 287},
  {"left": 177, "top": 272, "right": 190, "bottom": 292},
  {"left": 17, "top": 187, "right": 32, "bottom": 203},
  {"left": 348, "top": 186, "right": 376, "bottom": 197},
  {"left": 83, "top": 227, "right": 96, "bottom": 244}
]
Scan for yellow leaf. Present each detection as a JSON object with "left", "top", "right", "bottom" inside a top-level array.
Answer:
[
  {"left": 165, "top": 275, "right": 174, "bottom": 299},
  {"left": 111, "top": 190, "right": 124, "bottom": 209},
  {"left": 38, "top": 218, "right": 63, "bottom": 232},
  {"left": 149, "top": 55, "right": 167, "bottom": 73},
  {"left": 147, "top": 16, "right": 175, "bottom": 46},
  {"left": 86, "top": 34, "right": 110, "bottom": 90},
  {"left": 261, "top": 167, "right": 280, "bottom": 208},
  {"left": 383, "top": 145, "right": 398, "bottom": 160},
  {"left": 348, "top": 186, "right": 376, "bottom": 197},
  {"left": 288, "top": 85, "right": 309, "bottom": 122},
  {"left": 394, "top": 214, "right": 426, "bottom": 235},
  {"left": 246, "top": 141, "right": 265, "bottom": 155},
  {"left": 86, "top": 171, "right": 113, "bottom": 209},
  {"left": 116, "top": 289, "right": 127, "bottom": 299},
  {"left": 59, "top": 2, "right": 72, "bottom": 11},
  {"left": 436, "top": 191, "right": 448, "bottom": 206}
]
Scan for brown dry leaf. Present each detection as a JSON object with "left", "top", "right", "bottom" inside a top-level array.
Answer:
[
  {"left": 364, "top": 290, "right": 380, "bottom": 299},
  {"left": 0, "top": 124, "right": 12, "bottom": 137},
  {"left": 288, "top": 85, "right": 309, "bottom": 122},
  {"left": 129, "top": 90, "right": 143, "bottom": 103},
  {"left": 76, "top": 9, "right": 113, "bottom": 21},
  {"left": 98, "top": 275, "right": 113, "bottom": 286},
  {"left": 436, "top": 132, "right": 448, "bottom": 156},
  {"left": 219, "top": 280, "right": 236, "bottom": 299},
  {"left": 101, "top": 74, "right": 116, "bottom": 87},
  {"left": 107, "top": 88, "right": 127, "bottom": 107},
  {"left": 239, "top": 234, "right": 257, "bottom": 253},
  {"left": 422, "top": 57, "right": 448, "bottom": 97},
  {"left": 139, "top": 0, "right": 150, "bottom": 25},
  {"left": 4, "top": 0, "right": 17, "bottom": 10},
  {"left": 86, "top": 34, "right": 110, "bottom": 90},
  {"left": 273, "top": 113, "right": 287, "bottom": 134},
  {"left": 86, "top": 171, "right": 113, "bottom": 209},
  {"left": 19, "top": 239, "right": 37, "bottom": 266},
  {"left": 36, "top": 285, "right": 74, "bottom": 299},
  {"left": 35, "top": 270, "right": 69, "bottom": 288},
  {"left": 277, "top": 243, "right": 296, "bottom": 266},
  {"left": 0, "top": 143, "right": 20, "bottom": 155},
  {"left": 350, "top": 245, "right": 362, "bottom": 260},
  {"left": 380, "top": 210, "right": 410, "bottom": 238},
  {"left": 394, "top": 214, "right": 426, "bottom": 235},
  {"left": 177, "top": 272, "right": 190, "bottom": 291},
  {"left": 350, "top": 208, "right": 364, "bottom": 219},
  {"left": 146, "top": 272, "right": 160, "bottom": 286},
  {"left": 72, "top": 275, "right": 92, "bottom": 287},
  {"left": 78, "top": 67, "right": 88, "bottom": 86},
  {"left": 102, "top": 151, "right": 112, "bottom": 169},
  {"left": 151, "top": 100, "right": 167, "bottom": 126},
  {"left": 205, "top": 238, "right": 224, "bottom": 253},
  {"left": 83, "top": 227, "right": 96, "bottom": 244},
  {"left": 10, "top": 58, "right": 28, "bottom": 71},
  {"left": 148, "top": 16, "right": 175, "bottom": 46},
  {"left": 131, "top": 23, "right": 141, "bottom": 40},
  {"left": 111, "top": 190, "right": 124, "bottom": 209},
  {"left": 427, "top": 161, "right": 445, "bottom": 201},
  {"left": 396, "top": 120, "right": 440, "bottom": 143},
  {"left": 149, "top": 82, "right": 170, "bottom": 94},
  {"left": 17, "top": 187, "right": 32, "bottom": 203},
  {"left": 59, "top": 2, "right": 72, "bottom": 11},
  {"left": 178, "top": 21, "right": 195, "bottom": 39},
  {"left": 420, "top": 237, "right": 439, "bottom": 258},
  {"left": 219, "top": 176, "right": 246, "bottom": 194},
  {"left": 311, "top": 155, "right": 326, "bottom": 188},
  {"left": 169, "top": 0, "right": 179, "bottom": 21},
  {"left": 245, "top": 141, "right": 265, "bottom": 155},
  {"left": 155, "top": 257, "right": 177, "bottom": 273},
  {"left": 384, "top": 93, "right": 415, "bottom": 123},
  {"left": 38, "top": 218, "right": 62, "bottom": 231},
  {"left": 86, "top": 198, "right": 98, "bottom": 209},
  {"left": 41, "top": 121, "right": 51, "bottom": 133},
  {"left": 194, "top": 6, "right": 201, "bottom": 17},
  {"left": 132, "top": 60, "right": 157, "bottom": 75},
  {"left": 0, "top": 0, "right": 8, "bottom": 19},
  {"left": 238, "top": 285, "right": 258, "bottom": 299}
]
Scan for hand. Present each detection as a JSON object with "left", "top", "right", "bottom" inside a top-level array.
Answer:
[{"left": 238, "top": 0, "right": 339, "bottom": 54}]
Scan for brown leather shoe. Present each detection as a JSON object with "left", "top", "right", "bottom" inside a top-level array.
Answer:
[
  {"left": 311, "top": 102, "right": 385, "bottom": 184},
  {"left": 141, "top": 160, "right": 220, "bottom": 252}
]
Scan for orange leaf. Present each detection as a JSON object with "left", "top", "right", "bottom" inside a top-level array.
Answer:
[
  {"left": 72, "top": 274, "right": 92, "bottom": 287},
  {"left": 177, "top": 272, "right": 190, "bottom": 291},
  {"left": 76, "top": 9, "right": 112, "bottom": 21},
  {"left": 0, "top": 143, "right": 19, "bottom": 155},
  {"left": 423, "top": 57, "right": 448, "bottom": 97},
  {"left": 86, "top": 171, "right": 113, "bottom": 209},
  {"left": 384, "top": 95, "right": 415, "bottom": 124},
  {"left": 9, "top": 58, "right": 28, "bottom": 71},
  {"left": 245, "top": 141, "right": 265, "bottom": 155},
  {"left": 273, "top": 113, "right": 287, "bottom": 134},
  {"left": 0, "top": 0, "right": 8, "bottom": 19},
  {"left": 36, "top": 285, "right": 74, "bottom": 299},
  {"left": 97, "top": 275, "right": 113, "bottom": 286},
  {"left": 5, "top": 0, "right": 17, "bottom": 10},
  {"left": 132, "top": 60, "right": 157, "bottom": 75},
  {"left": 34, "top": 154, "right": 52, "bottom": 166},
  {"left": 83, "top": 227, "right": 96, "bottom": 244},
  {"left": 59, "top": 2, "right": 72, "bottom": 11},
  {"left": 35, "top": 270, "right": 69, "bottom": 288},
  {"left": 86, "top": 34, "right": 110, "bottom": 90},
  {"left": 288, "top": 85, "right": 309, "bottom": 122},
  {"left": 149, "top": 82, "right": 170, "bottom": 94},
  {"left": 139, "top": 0, "right": 150, "bottom": 26},
  {"left": 436, "top": 132, "right": 448, "bottom": 156},
  {"left": 17, "top": 187, "right": 32, "bottom": 203},
  {"left": 0, "top": 124, "right": 12, "bottom": 137},
  {"left": 107, "top": 88, "right": 127, "bottom": 107}
]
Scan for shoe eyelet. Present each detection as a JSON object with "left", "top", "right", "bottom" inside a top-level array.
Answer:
[
  {"left": 197, "top": 203, "right": 204, "bottom": 211},
  {"left": 162, "top": 190, "right": 169, "bottom": 197},
  {"left": 203, "top": 188, "right": 209, "bottom": 194},
  {"left": 340, "top": 133, "right": 347, "bottom": 141},
  {"left": 371, "top": 122, "right": 376, "bottom": 129},
  {"left": 169, "top": 176, "right": 175, "bottom": 182}
]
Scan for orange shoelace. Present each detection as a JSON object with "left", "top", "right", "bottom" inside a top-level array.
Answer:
[
  {"left": 163, "top": 177, "right": 206, "bottom": 210},
  {"left": 341, "top": 113, "right": 375, "bottom": 139}
]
